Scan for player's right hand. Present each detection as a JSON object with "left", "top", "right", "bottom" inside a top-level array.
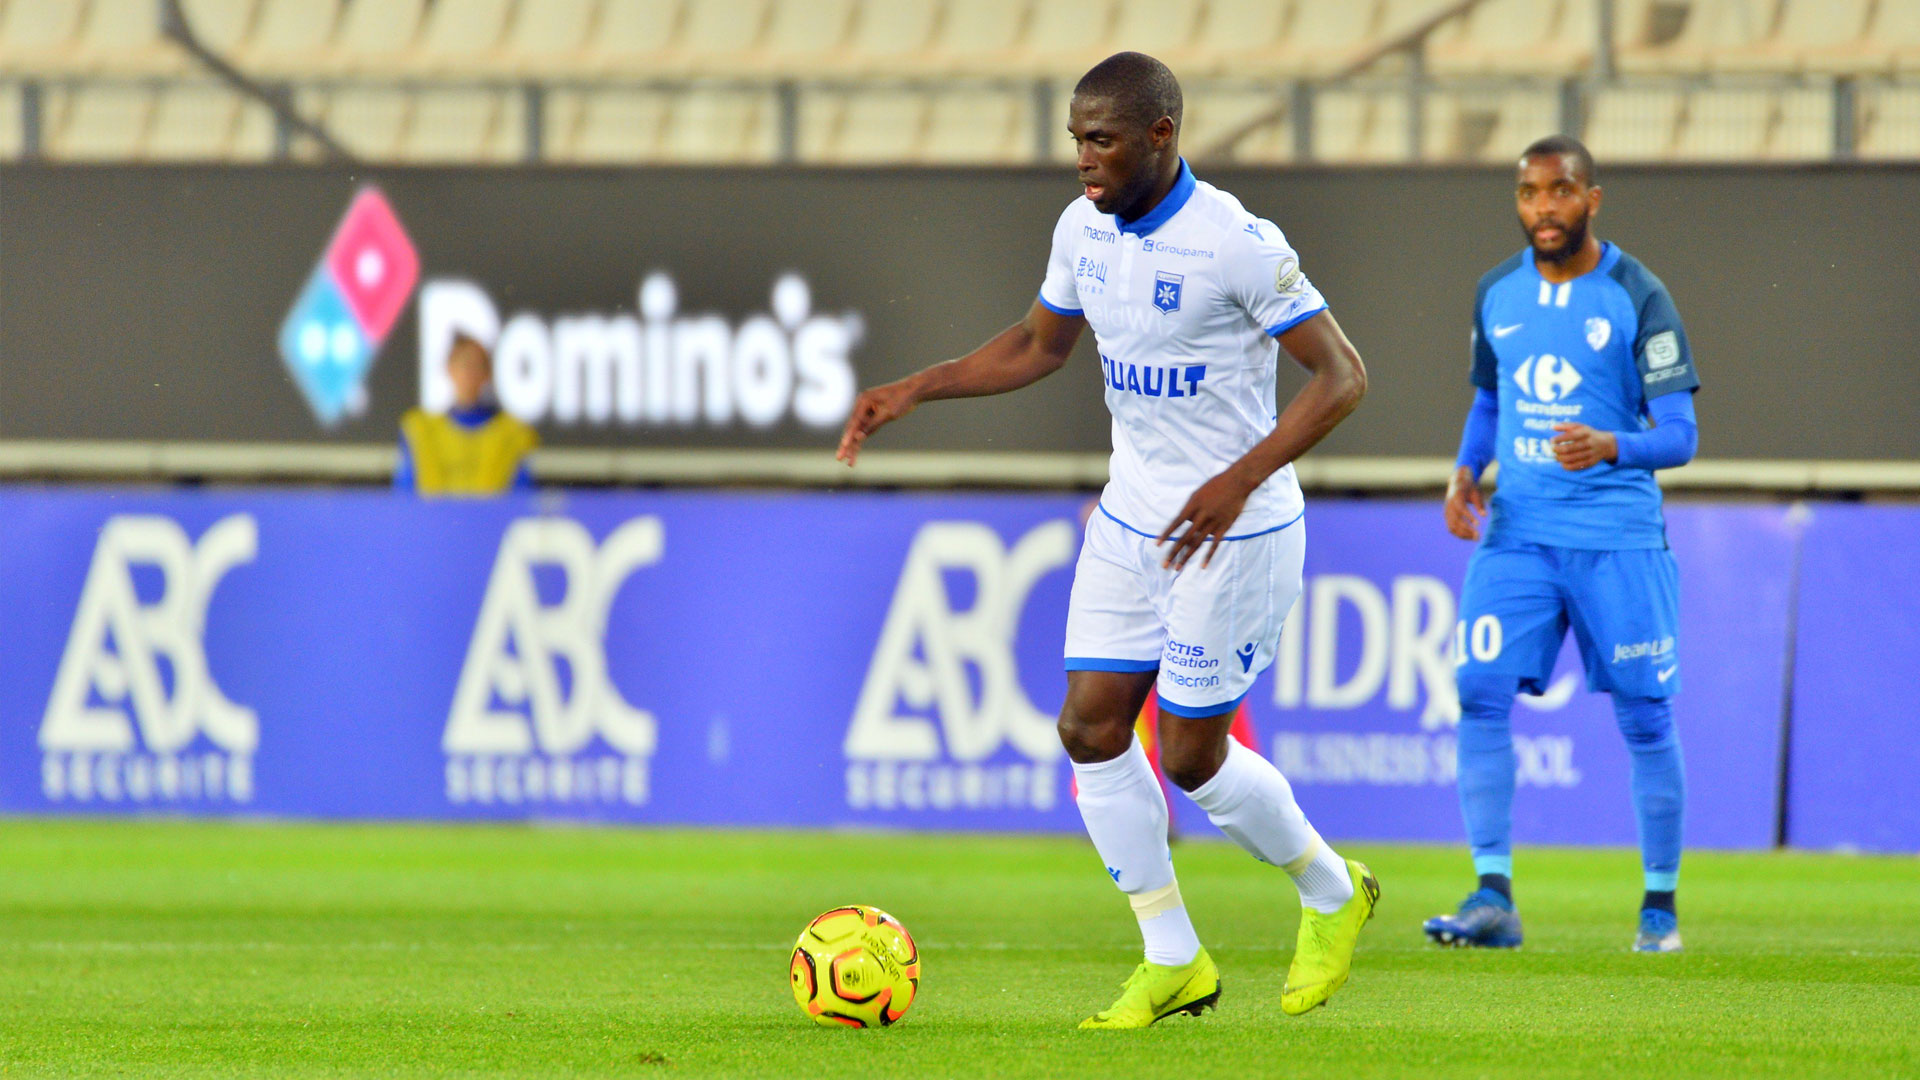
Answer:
[
  {"left": 1444, "top": 465, "right": 1487, "bottom": 541},
  {"left": 836, "top": 380, "right": 919, "bottom": 466}
]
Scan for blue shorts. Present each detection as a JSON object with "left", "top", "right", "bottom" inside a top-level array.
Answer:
[{"left": 1455, "top": 538, "right": 1681, "bottom": 699}]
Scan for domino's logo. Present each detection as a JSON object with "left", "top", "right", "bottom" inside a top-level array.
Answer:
[{"left": 277, "top": 187, "right": 420, "bottom": 425}]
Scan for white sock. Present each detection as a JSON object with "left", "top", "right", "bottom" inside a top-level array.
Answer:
[
  {"left": 1072, "top": 739, "right": 1202, "bottom": 966},
  {"left": 1187, "top": 739, "right": 1355, "bottom": 914}
]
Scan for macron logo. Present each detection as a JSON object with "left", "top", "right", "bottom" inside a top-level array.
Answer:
[
  {"left": 277, "top": 187, "right": 420, "bottom": 426},
  {"left": 1236, "top": 643, "right": 1257, "bottom": 673}
]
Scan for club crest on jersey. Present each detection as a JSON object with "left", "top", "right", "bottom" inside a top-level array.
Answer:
[
  {"left": 1585, "top": 317, "right": 1611, "bottom": 351},
  {"left": 1153, "top": 271, "right": 1183, "bottom": 314}
]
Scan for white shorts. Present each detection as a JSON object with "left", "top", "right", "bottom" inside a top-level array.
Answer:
[{"left": 1064, "top": 505, "right": 1305, "bottom": 717}]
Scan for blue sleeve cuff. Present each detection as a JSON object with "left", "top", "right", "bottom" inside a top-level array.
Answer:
[
  {"left": 1615, "top": 391, "right": 1698, "bottom": 470},
  {"left": 1265, "top": 305, "right": 1328, "bottom": 338},
  {"left": 1036, "top": 292, "right": 1083, "bottom": 317},
  {"left": 1455, "top": 387, "right": 1499, "bottom": 475}
]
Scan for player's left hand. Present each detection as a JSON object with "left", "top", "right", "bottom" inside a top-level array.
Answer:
[
  {"left": 1157, "top": 471, "right": 1255, "bottom": 572},
  {"left": 1550, "top": 423, "right": 1618, "bottom": 471}
]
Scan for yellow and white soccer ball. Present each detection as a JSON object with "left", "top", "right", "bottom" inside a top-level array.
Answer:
[{"left": 789, "top": 905, "right": 920, "bottom": 1028}]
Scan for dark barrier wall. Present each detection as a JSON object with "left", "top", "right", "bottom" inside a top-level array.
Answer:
[
  {"left": 4, "top": 164, "right": 1916, "bottom": 458},
  {"left": 2, "top": 487, "right": 1904, "bottom": 850}
]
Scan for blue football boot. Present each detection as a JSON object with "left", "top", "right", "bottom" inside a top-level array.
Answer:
[
  {"left": 1634, "top": 908, "right": 1682, "bottom": 953},
  {"left": 1422, "top": 888, "right": 1523, "bottom": 948}
]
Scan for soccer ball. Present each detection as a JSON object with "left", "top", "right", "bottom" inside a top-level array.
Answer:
[{"left": 789, "top": 905, "right": 920, "bottom": 1028}]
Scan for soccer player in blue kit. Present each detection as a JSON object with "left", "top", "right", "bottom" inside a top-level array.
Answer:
[
  {"left": 1427, "top": 135, "right": 1700, "bottom": 953},
  {"left": 838, "top": 53, "right": 1378, "bottom": 1026}
]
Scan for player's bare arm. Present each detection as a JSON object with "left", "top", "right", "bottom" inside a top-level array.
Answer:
[
  {"left": 1445, "top": 467, "right": 1489, "bottom": 541},
  {"left": 1157, "top": 310, "right": 1366, "bottom": 571},
  {"left": 835, "top": 300, "right": 1086, "bottom": 466}
]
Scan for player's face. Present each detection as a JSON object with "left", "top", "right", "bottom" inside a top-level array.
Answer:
[
  {"left": 1069, "top": 95, "right": 1174, "bottom": 218},
  {"left": 447, "top": 343, "right": 492, "bottom": 407},
  {"left": 1515, "top": 153, "right": 1601, "bottom": 263}
]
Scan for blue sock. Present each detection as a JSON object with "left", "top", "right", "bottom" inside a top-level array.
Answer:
[
  {"left": 1456, "top": 674, "right": 1519, "bottom": 883},
  {"left": 1614, "top": 695, "right": 1684, "bottom": 894}
]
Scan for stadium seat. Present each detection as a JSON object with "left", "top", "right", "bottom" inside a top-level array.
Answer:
[
  {"left": 490, "top": 0, "right": 596, "bottom": 74},
  {"left": 548, "top": 88, "right": 668, "bottom": 161},
  {"left": 1879, "top": 0, "right": 1920, "bottom": 72},
  {"left": 179, "top": 0, "right": 258, "bottom": 55},
  {"left": 669, "top": 0, "right": 772, "bottom": 73},
  {"left": 1717, "top": 0, "right": 1877, "bottom": 73},
  {"left": 145, "top": 83, "right": 242, "bottom": 159},
  {"left": 0, "top": 82, "right": 23, "bottom": 157},
  {"left": 322, "top": 85, "right": 411, "bottom": 159},
  {"left": 658, "top": 88, "right": 776, "bottom": 161},
  {"left": 1484, "top": 87, "right": 1564, "bottom": 160},
  {"left": 402, "top": 88, "right": 509, "bottom": 162},
  {"left": 230, "top": 96, "right": 278, "bottom": 160},
  {"left": 1429, "top": 0, "right": 1590, "bottom": 76},
  {"left": 1857, "top": 83, "right": 1920, "bottom": 157},
  {"left": 408, "top": 0, "right": 516, "bottom": 75},
  {"left": 1109, "top": 0, "right": 1203, "bottom": 58},
  {"left": 1767, "top": 85, "right": 1833, "bottom": 157},
  {"left": 1620, "top": 0, "right": 1778, "bottom": 74},
  {"left": 237, "top": 0, "right": 342, "bottom": 75},
  {"left": 1673, "top": 86, "right": 1773, "bottom": 158},
  {"left": 1010, "top": 0, "right": 1117, "bottom": 76},
  {"left": 1582, "top": 85, "right": 1682, "bottom": 159},
  {"left": 1178, "top": 0, "right": 1290, "bottom": 76},
  {"left": 48, "top": 82, "right": 153, "bottom": 159},
  {"left": 1311, "top": 87, "right": 1413, "bottom": 162},
  {"left": 1272, "top": 1, "right": 1383, "bottom": 77},
  {"left": 934, "top": 0, "right": 1030, "bottom": 73},
  {"left": 838, "top": 0, "right": 941, "bottom": 73},
  {"left": 1182, "top": 88, "right": 1290, "bottom": 163},
  {"left": 582, "top": 0, "right": 685, "bottom": 73},
  {"left": 1376, "top": 0, "right": 1464, "bottom": 43},
  {"left": 829, "top": 89, "right": 929, "bottom": 162},
  {"left": 756, "top": 0, "right": 860, "bottom": 75},
  {"left": 329, "top": 0, "right": 426, "bottom": 73},
  {"left": 68, "top": 0, "right": 185, "bottom": 75},
  {"left": 794, "top": 89, "right": 843, "bottom": 160},
  {"left": 0, "top": 0, "right": 88, "bottom": 74},
  {"left": 921, "top": 85, "right": 1033, "bottom": 162}
]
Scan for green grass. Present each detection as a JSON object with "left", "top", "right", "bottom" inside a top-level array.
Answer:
[{"left": 0, "top": 822, "right": 1916, "bottom": 1079}]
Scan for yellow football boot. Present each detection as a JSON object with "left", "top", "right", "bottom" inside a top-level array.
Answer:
[
  {"left": 1078, "top": 947, "right": 1221, "bottom": 1030},
  {"left": 1281, "top": 859, "right": 1381, "bottom": 1016}
]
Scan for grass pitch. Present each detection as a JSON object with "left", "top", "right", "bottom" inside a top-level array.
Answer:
[{"left": 0, "top": 821, "right": 1915, "bottom": 1079}]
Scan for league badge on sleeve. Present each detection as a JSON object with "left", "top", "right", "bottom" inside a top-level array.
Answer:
[
  {"left": 1585, "top": 316, "right": 1611, "bottom": 351},
  {"left": 1153, "top": 270, "right": 1184, "bottom": 314},
  {"left": 1644, "top": 330, "right": 1681, "bottom": 368}
]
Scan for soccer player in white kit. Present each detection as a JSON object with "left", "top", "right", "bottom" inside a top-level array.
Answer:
[{"left": 838, "top": 53, "right": 1379, "bottom": 1028}]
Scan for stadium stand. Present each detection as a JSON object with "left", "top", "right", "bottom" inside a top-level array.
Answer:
[{"left": 0, "top": 0, "right": 1915, "bottom": 164}]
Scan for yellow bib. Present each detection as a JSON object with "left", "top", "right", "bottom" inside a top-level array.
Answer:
[{"left": 399, "top": 408, "right": 538, "bottom": 496}]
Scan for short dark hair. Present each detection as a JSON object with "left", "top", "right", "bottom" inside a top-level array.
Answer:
[
  {"left": 1074, "top": 51, "right": 1182, "bottom": 132},
  {"left": 448, "top": 331, "right": 491, "bottom": 363},
  {"left": 1520, "top": 134, "right": 1596, "bottom": 185}
]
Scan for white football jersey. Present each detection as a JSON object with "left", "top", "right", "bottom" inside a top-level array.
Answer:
[{"left": 1038, "top": 161, "right": 1327, "bottom": 537}]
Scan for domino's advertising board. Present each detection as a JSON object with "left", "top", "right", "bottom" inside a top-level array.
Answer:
[{"left": 0, "top": 491, "right": 1819, "bottom": 849}]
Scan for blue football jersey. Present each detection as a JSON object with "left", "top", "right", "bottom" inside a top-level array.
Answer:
[{"left": 1471, "top": 242, "right": 1698, "bottom": 550}]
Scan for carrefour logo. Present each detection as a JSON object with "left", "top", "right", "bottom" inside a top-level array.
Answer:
[
  {"left": 844, "top": 520, "right": 1075, "bottom": 812},
  {"left": 1514, "top": 353, "right": 1583, "bottom": 403},
  {"left": 277, "top": 187, "right": 420, "bottom": 426}
]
